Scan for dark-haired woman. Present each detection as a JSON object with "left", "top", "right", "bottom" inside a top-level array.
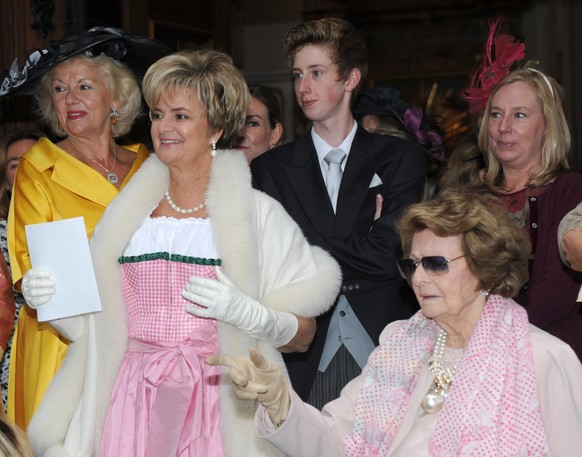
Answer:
[{"left": 236, "top": 84, "right": 284, "bottom": 162}]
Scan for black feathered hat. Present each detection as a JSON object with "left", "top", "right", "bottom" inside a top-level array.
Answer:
[
  {"left": 0, "top": 26, "right": 171, "bottom": 97},
  {"left": 352, "top": 86, "right": 445, "bottom": 161}
]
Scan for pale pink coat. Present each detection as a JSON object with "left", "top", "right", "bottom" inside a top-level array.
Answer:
[{"left": 256, "top": 320, "right": 582, "bottom": 457}]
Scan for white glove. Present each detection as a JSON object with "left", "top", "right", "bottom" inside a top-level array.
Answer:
[
  {"left": 22, "top": 269, "right": 56, "bottom": 308},
  {"left": 182, "top": 267, "right": 298, "bottom": 348},
  {"left": 207, "top": 348, "right": 290, "bottom": 426}
]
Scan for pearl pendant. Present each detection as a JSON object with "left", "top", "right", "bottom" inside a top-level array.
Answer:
[{"left": 421, "top": 389, "right": 444, "bottom": 414}]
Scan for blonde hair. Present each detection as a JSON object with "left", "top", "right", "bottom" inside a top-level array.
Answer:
[
  {"left": 142, "top": 49, "right": 250, "bottom": 148},
  {"left": 38, "top": 53, "right": 142, "bottom": 138},
  {"left": 0, "top": 419, "right": 34, "bottom": 457},
  {"left": 478, "top": 67, "right": 570, "bottom": 192}
]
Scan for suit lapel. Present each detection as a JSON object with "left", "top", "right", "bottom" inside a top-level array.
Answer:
[
  {"left": 281, "top": 134, "right": 336, "bottom": 234},
  {"left": 281, "top": 128, "right": 378, "bottom": 237},
  {"left": 335, "top": 127, "right": 378, "bottom": 237}
]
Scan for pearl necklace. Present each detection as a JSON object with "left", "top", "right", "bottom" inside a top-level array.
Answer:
[
  {"left": 421, "top": 327, "right": 456, "bottom": 414},
  {"left": 164, "top": 190, "right": 206, "bottom": 214}
]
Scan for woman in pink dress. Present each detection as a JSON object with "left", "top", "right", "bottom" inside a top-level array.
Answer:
[{"left": 22, "top": 49, "right": 341, "bottom": 457}]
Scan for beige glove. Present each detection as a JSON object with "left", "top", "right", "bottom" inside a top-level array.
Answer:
[{"left": 207, "top": 348, "right": 290, "bottom": 426}]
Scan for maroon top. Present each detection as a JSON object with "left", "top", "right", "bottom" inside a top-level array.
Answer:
[{"left": 492, "top": 172, "right": 582, "bottom": 359}]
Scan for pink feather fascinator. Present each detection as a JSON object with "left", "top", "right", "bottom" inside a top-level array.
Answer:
[{"left": 462, "top": 20, "right": 526, "bottom": 113}]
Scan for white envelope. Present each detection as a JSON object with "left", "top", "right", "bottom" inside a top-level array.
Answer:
[{"left": 25, "top": 217, "right": 102, "bottom": 322}]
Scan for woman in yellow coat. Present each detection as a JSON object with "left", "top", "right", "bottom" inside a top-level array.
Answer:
[{"left": 0, "top": 27, "right": 169, "bottom": 429}]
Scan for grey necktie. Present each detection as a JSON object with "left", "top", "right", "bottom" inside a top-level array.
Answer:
[{"left": 324, "top": 149, "right": 346, "bottom": 213}]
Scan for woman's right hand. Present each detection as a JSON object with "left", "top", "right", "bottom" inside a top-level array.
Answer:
[
  {"left": 22, "top": 269, "right": 56, "bottom": 308},
  {"left": 207, "top": 348, "right": 290, "bottom": 427}
]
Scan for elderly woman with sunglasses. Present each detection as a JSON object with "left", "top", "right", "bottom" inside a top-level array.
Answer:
[{"left": 210, "top": 189, "right": 582, "bottom": 457}]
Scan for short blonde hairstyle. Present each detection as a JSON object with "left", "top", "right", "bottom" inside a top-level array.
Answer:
[
  {"left": 396, "top": 189, "right": 531, "bottom": 298},
  {"left": 37, "top": 53, "right": 142, "bottom": 138},
  {"left": 141, "top": 49, "right": 250, "bottom": 148},
  {"left": 478, "top": 67, "right": 570, "bottom": 192}
]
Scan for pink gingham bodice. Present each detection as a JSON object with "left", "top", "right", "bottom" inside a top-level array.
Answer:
[{"left": 119, "top": 216, "right": 220, "bottom": 342}]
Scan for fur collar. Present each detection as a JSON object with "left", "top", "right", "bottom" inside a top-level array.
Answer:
[{"left": 29, "top": 150, "right": 339, "bottom": 457}]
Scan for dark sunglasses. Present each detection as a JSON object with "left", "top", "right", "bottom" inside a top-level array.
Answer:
[{"left": 397, "top": 255, "right": 466, "bottom": 281}]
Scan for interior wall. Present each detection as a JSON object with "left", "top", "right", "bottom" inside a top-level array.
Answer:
[
  {"left": 2, "top": 0, "right": 582, "bottom": 164},
  {"left": 0, "top": 0, "right": 68, "bottom": 136},
  {"left": 237, "top": 1, "right": 302, "bottom": 141},
  {"left": 240, "top": 21, "right": 300, "bottom": 142},
  {"left": 237, "top": 0, "right": 582, "bottom": 165},
  {"left": 522, "top": 0, "right": 582, "bottom": 169}
]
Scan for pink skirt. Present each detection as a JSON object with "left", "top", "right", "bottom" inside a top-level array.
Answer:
[{"left": 100, "top": 325, "right": 225, "bottom": 457}]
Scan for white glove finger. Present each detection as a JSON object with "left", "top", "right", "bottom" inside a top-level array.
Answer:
[
  {"left": 22, "top": 266, "right": 57, "bottom": 308},
  {"left": 25, "top": 286, "right": 56, "bottom": 298},
  {"left": 187, "top": 275, "right": 221, "bottom": 292},
  {"left": 182, "top": 281, "right": 216, "bottom": 299},
  {"left": 24, "top": 269, "right": 51, "bottom": 280},
  {"left": 25, "top": 278, "right": 56, "bottom": 289},
  {"left": 181, "top": 289, "right": 213, "bottom": 308},
  {"left": 185, "top": 304, "right": 212, "bottom": 319},
  {"left": 26, "top": 295, "right": 53, "bottom": 309},
  {"left": 214, "top": 266, "right": 234, "bottom": 286}
]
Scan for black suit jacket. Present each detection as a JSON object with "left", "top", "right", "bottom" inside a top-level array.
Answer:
[{"left": 251, "top": 125, "right": 426, "bottom": 399}]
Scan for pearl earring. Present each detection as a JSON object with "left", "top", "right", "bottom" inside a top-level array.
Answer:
[
  {"left": 210, "top": 140, "right": 217, "bottom": 157},
  {"left": 480, "top": 290, "right": 490, "bottom": 296}
]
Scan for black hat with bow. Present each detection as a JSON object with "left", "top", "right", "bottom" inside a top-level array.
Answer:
[{"left": 0, "top": 26, "right": 171, "bottom": 97}]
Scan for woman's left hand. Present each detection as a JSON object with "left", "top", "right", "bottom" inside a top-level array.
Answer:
[
  {"left": 206, "top": 348, "right": 290, "bottom": 426},
  {"left": 182, "top": 267, "right": 298, "bottom": 347}
]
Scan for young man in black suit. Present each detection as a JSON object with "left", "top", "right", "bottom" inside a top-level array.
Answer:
[{"left": 251, "top": 17, "right": 426, "bottom": 408}]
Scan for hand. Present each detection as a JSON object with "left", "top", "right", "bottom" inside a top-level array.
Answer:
[
  {"left": 207, "top": 348, "right": 290, "bottom": 426},
  {"left": 374, "top": 193, "right": 383, "bottom": 222},
  {"left": 22, "top": 269, "right": 56, "bottom": 308},
  {"left": 182, "top": 267, "right": 298, "bottom": 348},
  {"left": 563, "top": 228, "right": 582, "bottom": 271}
]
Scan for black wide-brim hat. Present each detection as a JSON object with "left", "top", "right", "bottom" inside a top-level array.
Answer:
[{"left": 0, "top": 26, "right": 171, "bottom": 97}]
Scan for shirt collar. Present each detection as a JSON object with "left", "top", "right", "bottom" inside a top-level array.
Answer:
[{"left": 312, "top": 120, "right": 358, "bottom": 166}]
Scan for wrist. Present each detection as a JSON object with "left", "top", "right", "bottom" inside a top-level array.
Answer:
[
  {"left": 266, "top": 379, "right": 291, "bottom": 426},
  {"left": 270, "top": 311, "right": 298, "bottom": 348}
]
